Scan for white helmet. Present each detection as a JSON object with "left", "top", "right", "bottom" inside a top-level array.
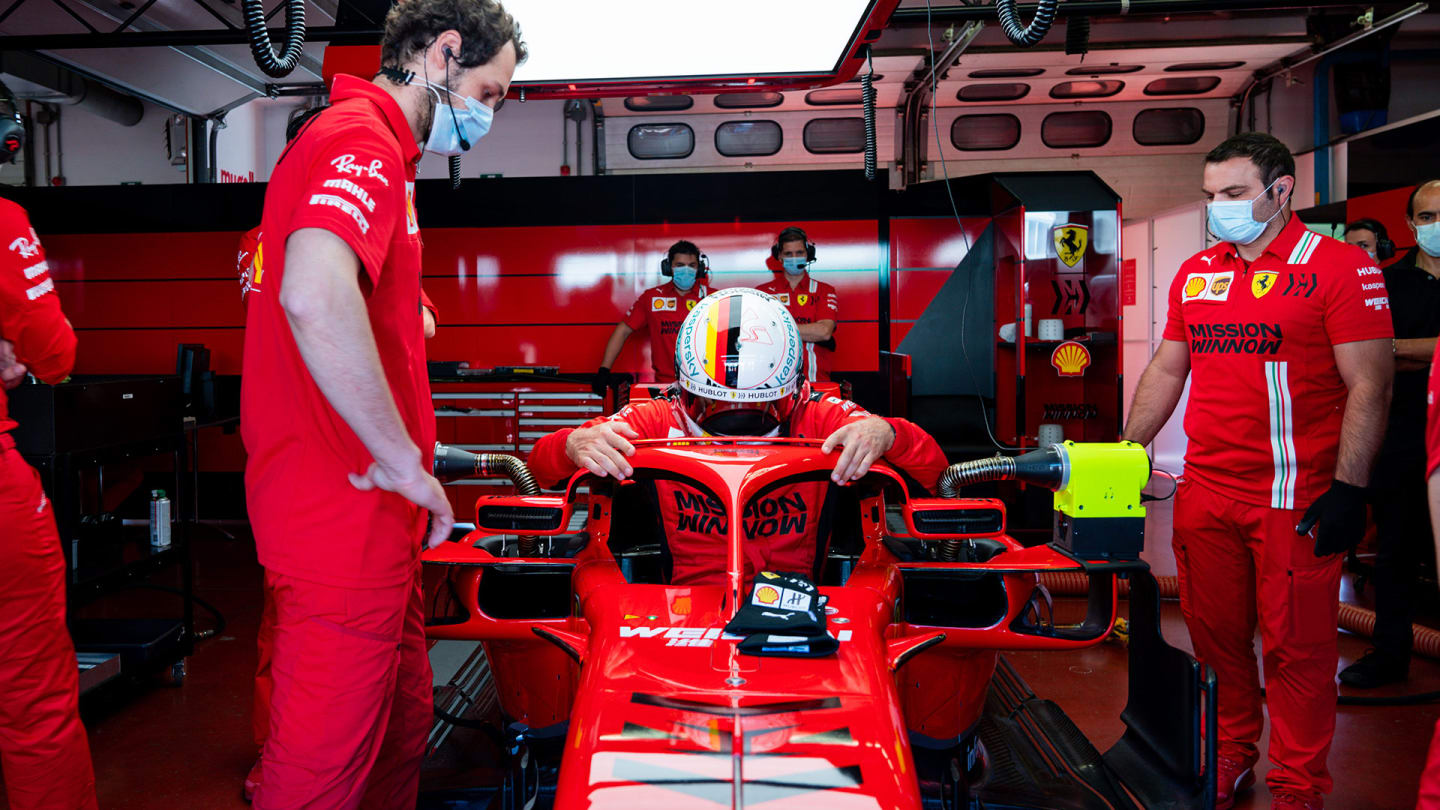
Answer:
[{"left": 674, "top": 288, "right": 804, "bottom": 436}]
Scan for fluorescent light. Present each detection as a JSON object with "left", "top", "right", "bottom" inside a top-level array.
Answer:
[{"left": 503, "top": 0, "right": 875, "bottom": 84}]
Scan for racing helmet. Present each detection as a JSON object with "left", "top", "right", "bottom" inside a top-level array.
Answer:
[{"left": 674, "top": 288, "right": 804, "bottom": 436}]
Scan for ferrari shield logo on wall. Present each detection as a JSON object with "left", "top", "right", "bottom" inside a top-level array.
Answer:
[
  {"left": 1251, "top": 271, "right": 1278, "bottom": 299},
  {"left": 1054, "top": 224, "right": 1088, "bottom": 268}
]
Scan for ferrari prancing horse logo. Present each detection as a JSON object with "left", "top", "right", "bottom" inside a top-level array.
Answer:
[
  {"left": 1054, "top": 223, "right": 1088, "bottom": 268},
  {"left": 1252, "top": 271, "right": 1278, "bottom": 299}
]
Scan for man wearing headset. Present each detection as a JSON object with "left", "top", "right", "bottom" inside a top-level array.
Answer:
[
  {"left": 1341, "top": 183, "right": 1440, "bottom": 689},
  {"left": 0, "top": 83, "right": 98, "bottom": 810},
  {"left": 593, "top": 240, "right": 710, "bottom": 393},
  {"left": 239, "top": 0, "right": 523, "bottom": 804},
  {"left": 536, "top": 288, "right": 946, "bottom": 585},
  {"left": 758, "top": 226, "right": 839, "bottom": 382}
]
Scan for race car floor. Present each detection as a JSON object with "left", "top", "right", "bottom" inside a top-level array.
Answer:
[{"left": 0, "top": 503, "right": 1436, "bottom": 810}]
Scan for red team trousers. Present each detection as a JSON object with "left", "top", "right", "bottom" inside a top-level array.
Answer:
[
  {"left": 1173, "top": 479, "right": 1342, "bottom": 798},
  {"left": 0, "top": 439, "right": 97, "bottom": 810},
  {"left": 252, "top": 568, "right": 432, "bottom": 810}
]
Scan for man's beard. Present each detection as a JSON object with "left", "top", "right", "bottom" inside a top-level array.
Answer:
[{"left": 416, "top": 96, "right": 435, "bottom": 146}]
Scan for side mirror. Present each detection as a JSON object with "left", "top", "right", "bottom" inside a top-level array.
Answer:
[
  {"left": 474, "top": 495, "right": 573, "bottom": 536},
  {"left": 903, "top": 497, "right": 1005, "bottom": 539}
]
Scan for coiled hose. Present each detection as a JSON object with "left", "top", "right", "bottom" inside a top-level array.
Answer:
[
  {"left": 449, "top": 155, "right": 462, "bottom": 190},
  {"left": 995, "top": 0, "right": 1060, "bottom": 47},
  {"left": 936, "top": 457, "right": 1017, "bottom": 559},
  {"left": 860, "top": 59, "right": 877, "bottom": 181},
  {"left": 1036, "top": 572, "right": 1440, "bottom": 663},
  {"left": 242, "top": 0, "right": 306, "bottom": 78},
  {"left": 433, "top": 444, "right": 542, "bottom": 554}
]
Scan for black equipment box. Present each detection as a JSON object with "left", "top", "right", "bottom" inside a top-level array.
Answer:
[{"left": 9, "top": 375, "right": 182, "bottom": 455}]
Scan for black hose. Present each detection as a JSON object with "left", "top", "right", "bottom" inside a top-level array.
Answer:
[
  {"left": 860, "top": 56, "right": 877, "bottom": 181},
  {"left": 449, "top": 154, "right": 461, "bottom": 190},
  {"left": 241, "top": 0, "right": 306, "bottom": 79},
  {"left": 938, "top": 456, "right": 1017, "bottom": 499},
  {"left": 995, "top": 0, "right": 1061, "bottom": 47}
]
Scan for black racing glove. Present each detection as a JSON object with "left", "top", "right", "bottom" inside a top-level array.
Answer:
[
  {"left": 1296, "top": 480, "right": 1369, "bottom": 557},
  {"left": 591, "top": 366, "right": 611, "bottom": 398}
]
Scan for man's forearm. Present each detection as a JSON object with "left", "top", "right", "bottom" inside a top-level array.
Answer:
[
  {"left": 1121, "top": 363, "right": 1186, "bottom": 446},
  {"left": 1333, "top": 380, "right": 1390, "bottom": 487},
  {"left": 1398, "top": 337, "right": 1437, "bottom": 363},
  {"left": 285, "top": 279, "right": 419, "bottom": 472},
  {"left": 600, "top": 323, "right": 632, "bottom": 368},
  {"left": 797, "top": 320, "right": 836, "bottom": 342}
]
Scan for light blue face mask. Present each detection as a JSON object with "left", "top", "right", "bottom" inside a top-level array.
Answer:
[
  {"left": 1417, "top": 222, "right": 1440, "bottom": 258},
  {"left": 671, "top": 264, "right": 698, "bottom": 291},
  {"left": 782, "top": 256, "right": 808, "bottom": 275},
  {"left": 1207, "top": 178, "right": 1286, "bottom": 246},
  {"left": 416, "top": 75, "right": 492, "bottom": 157}
]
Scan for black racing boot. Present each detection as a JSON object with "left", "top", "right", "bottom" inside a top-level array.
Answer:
[{"left": 1338, "top": 648, "right": 1410, "bottom": 688}]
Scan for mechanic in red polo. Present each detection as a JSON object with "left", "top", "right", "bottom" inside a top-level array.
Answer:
[
  {"left": 1123, "top": 133, "right": 1392, "bottom": 810},
  {"left": 240, "top": 1, "right": 523, "bottom": 805},
  {"left": 758, "top": 226, "right": 839, "bottom": 382},
  {"left": 0, "top": 187, "right": 97, "bottom": 807},
  {"left": 594, "top": 240, "right": 711, "bottom": 393}
]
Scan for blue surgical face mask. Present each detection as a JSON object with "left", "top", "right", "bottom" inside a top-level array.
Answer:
[
  {"left": 417, "top": 77, "right": 493, "bottom": 157},
  {"left": 1207, "top": 179, "right": 1285, "bottom": 246},
  {"left": 671, "top": 264, "right": 698, "bottom": 291},
  {"left": 1417, "top": 222, "right": 1440, "bottom": 258},
  {"left": 782, "top": 256, "right": 808, "bottom": 275}
]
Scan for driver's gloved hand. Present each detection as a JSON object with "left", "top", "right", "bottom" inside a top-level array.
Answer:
[
  {"left": 1296, "top": 480, "right": 1368, "bottom": 557},
  {"left": 591, "top": 366, "right": 611, "bottom": 398}
]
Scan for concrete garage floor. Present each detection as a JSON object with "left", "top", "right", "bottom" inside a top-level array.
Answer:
[{"left": 0, "top": 500, "right": 1436, "bottom": 809}]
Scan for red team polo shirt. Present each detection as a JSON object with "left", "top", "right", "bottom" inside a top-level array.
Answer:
[
  {"left": 241, "top": 75, "right": 434, "bottom": 589},
  {"left": 237, "top": 225, "right": 261, "bottom": 299},
  {"left": 757, "top": 274, "right": 839, "bottom": 381},
  {"left": 1, "top": 199, "right": 76, "bottom": 435},
  {"left": 623, "top": 281, "right": 709, "bottom": 382},
  {"left": 1163, "top": 215, "right": 1392, "bottom": 510}
]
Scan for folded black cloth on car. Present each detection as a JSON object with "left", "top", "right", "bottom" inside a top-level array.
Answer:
[{"left": 726, "top": 571, "right": 837, "bottom": 658}]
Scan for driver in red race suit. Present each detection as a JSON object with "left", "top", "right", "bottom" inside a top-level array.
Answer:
[{"left": 530, "top": 287, "right": 947, "bottom": 585}]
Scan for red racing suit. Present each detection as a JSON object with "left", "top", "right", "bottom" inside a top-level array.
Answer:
[
  {"left": 0, "top": 198, "right": 96, "bottom": 810},
  {"left": 529, "top": 388, "right": 947, "bottom": 586},
  {"left": 1161, "top": 215, "right": 1392, "bottom": 799}
]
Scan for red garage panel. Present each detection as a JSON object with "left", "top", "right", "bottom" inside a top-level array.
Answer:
[
  {"left": 44, "top": 232, "right": 246, "bottom": 281},
  {"left": 74, "top": 328, "right": 244, "bottom": 374},
  {"left": 890, "top": 217, "right": 991, "bottom": 270},
  {"left": 58, "top": 280, "right": 243, "bottom": 329},
  {"left": 890, "top": 269, "right": 953, "bottom": 321}
]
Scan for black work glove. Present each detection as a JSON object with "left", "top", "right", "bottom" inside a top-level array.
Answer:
[
  {"left": 1296, "top": 480, "right": 1369, "bottom": 557},
  {"left": 591, "top": 366, "right": 611, "bottom": 398}
]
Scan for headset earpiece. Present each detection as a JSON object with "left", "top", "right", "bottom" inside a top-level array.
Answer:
[
  {"left": 771, "top": 227, "right": 817, "bottom": 266},
  {"left": 443, "top": 45, "right": 455, "bottom": 61}
]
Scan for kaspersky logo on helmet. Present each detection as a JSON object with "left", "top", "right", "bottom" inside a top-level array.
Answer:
[{"left": 676, "top": 288, "right": 801, "bottom": 402}]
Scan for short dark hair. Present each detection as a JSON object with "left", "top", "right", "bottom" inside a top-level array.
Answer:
[
  {"left": 381, "top": 0, "right": 527, "bottom": 71},
  {"left": 1345, "top": 218, "right": 1388, "bottom": 241},
  {"left": 1409, "top": 181, "right": 1440, "bottom": 218},
  {"left": 1205, "top": 132, "right": 1296, "bottom": 191},
  {"left": 777, "top": 226, "right": 810, "bottom": 249},
  {"left": 668, "top": 240, "right": 700, "bottom": 264}
]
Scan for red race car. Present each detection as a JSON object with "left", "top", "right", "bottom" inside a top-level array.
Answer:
[{"left": 420, "top": 439, "right": 1216, "bottom": 810}]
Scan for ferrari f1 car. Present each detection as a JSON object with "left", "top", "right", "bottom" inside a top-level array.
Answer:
[{"left": 420, "top": 439, "right": 1218, "bottom": 810}]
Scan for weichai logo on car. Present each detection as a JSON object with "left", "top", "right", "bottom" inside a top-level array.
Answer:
[
  {"left": 1187, "top": 322, "right": 1283, "bottom": 354},
  {"left": 618, "top": 625, "right": 854, "bottom": 648}
]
